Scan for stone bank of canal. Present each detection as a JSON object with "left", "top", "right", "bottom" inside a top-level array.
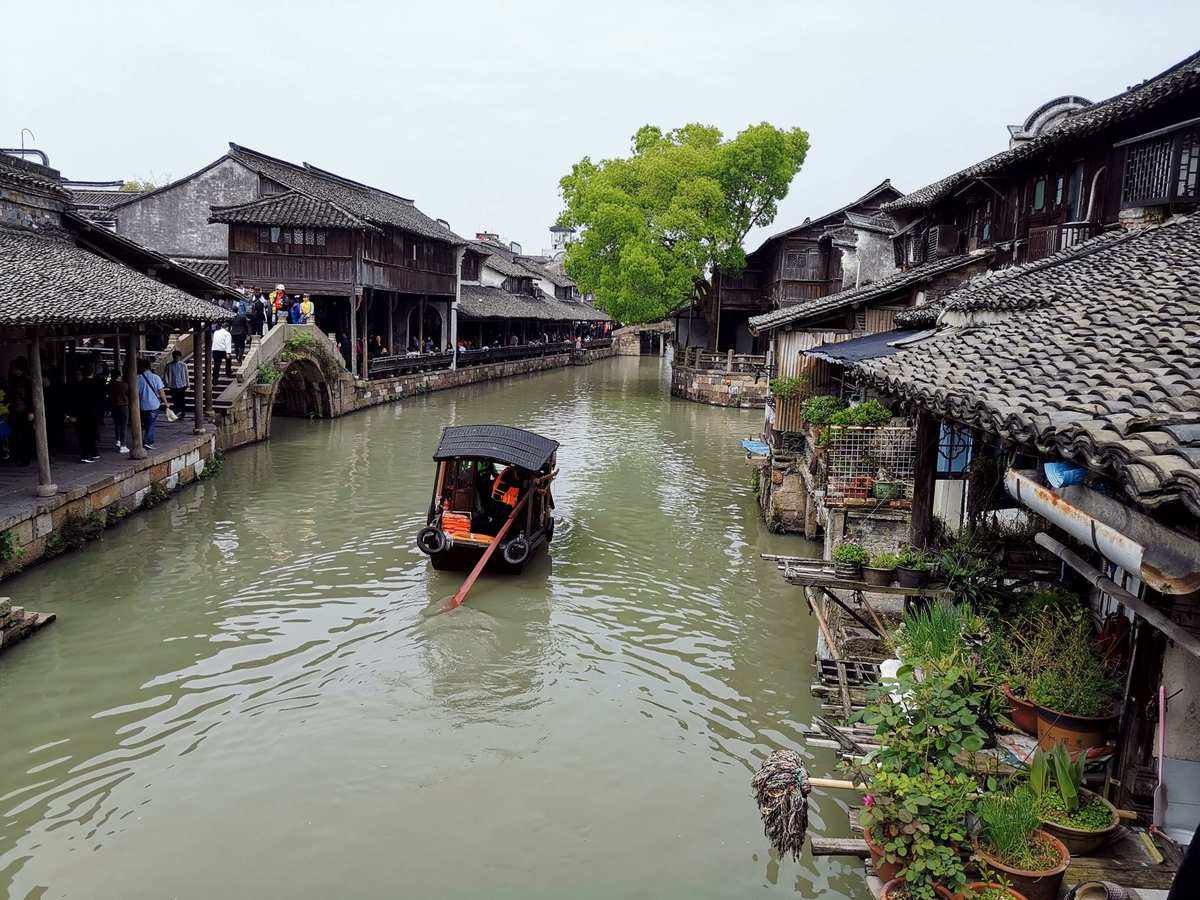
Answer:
[{"left": 0, "top": 357, "right": 867, "bottom": 899}]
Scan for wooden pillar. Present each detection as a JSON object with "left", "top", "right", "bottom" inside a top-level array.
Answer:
[
  {"left": 909, "top": 409, "right": 939, "bottom": 547},
  {"left": 203, "top": 326, "right": 214, "bottom": 414},
  {"left": 451, "top": 246, "right": 464, "bottom": 368},
  {"left": 28, "top": 329, "right": 56, "bottom": 497},
  {"left": 348, "top": 293, "right": 358, "bottom": 377},
  {"left": 192, "top": 323, "right": 206, "bottom": 434},
  {"left": 387, "top": 295, "right": 395, "bottom": 354},
  {"left": 364, "top": 288, "right": 373, "bottom": 378},
  {"left": 418, "top": 297, "right": 426, "bottom": 346},
  {"left": 126, "top": 329, "right": 146, "bottom": 460}
]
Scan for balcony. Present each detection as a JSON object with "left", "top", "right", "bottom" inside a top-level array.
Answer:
[{"left": 1026, "top": 221, "right": 1102, "bottom": 262}]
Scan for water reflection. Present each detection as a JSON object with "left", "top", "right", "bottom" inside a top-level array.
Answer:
[{"left": 0, "top": 357, "right": 867, "bottom": 899}]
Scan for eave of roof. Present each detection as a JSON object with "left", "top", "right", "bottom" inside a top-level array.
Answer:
[
  {"left": 746, "top": 178, "right": 903, "bottom": 257},
  {"left": 748, "top": 251, "right": 989, "bottom": 334},
  {"left": 884, "top": 50, "right": 1200, "bottom": 213}
]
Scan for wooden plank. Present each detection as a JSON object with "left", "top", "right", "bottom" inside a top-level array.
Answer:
[
  {"left": 810, "top": 837, "right": 869, "bottom": 858},
  {"left": 1062, "top": 857, "right": 1176, "bottom": 889}
]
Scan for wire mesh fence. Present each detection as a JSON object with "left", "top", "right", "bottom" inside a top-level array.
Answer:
[{"left": 823, "top": 424, "right": 917, "bottom": 504}]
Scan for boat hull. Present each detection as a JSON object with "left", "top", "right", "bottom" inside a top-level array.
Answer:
[{"left": 426, "top": 532, "right": 550, "bottom": 573}]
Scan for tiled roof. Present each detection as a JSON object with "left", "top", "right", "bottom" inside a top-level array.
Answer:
[
  {"left": 0, "top": 155, "right": 71, "bottom": 200},
  {"left": 0, "top": 227, "right": 232, "bottom": 325},
  {"left": 209, "top": 191, "right": 367, "bottom": 229},
  {"left": 226, "top": 143, "right": 463, "bottom": 243},
  {"left": 885, "top": 50, "right": 1200, "bottom": 213},
  {"left": 517, "top": 256, "right": 575, "bottom": 288},
  {"left": 748, "top": 251, "right": 988, "bottom": 333},
  {"left": 173, "top": 256, "right": 230, "bottom": 285},
  {"left": 69, "top": 189, "right": 140, "bottom": 209},
  {"left": 844, "top": 211, "right": 898, "bottom": 234},
  {"left": 895, "top": 228, "right": 1132, "bottom": 327},
  {"left": 747, "top": 179, "right": 903, "bottom": 256},
  {"left": 855, "top": 215, "right": 1200, "bottom": 514},
  {"left": 458, "top": 285, "right": 610, "bottom": 322},
  {"left": 471, "top": 242, "right": 532, "bottom": 279}
]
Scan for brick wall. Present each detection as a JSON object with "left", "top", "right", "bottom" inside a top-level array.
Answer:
[
  {"left": 670, "top": 366, "right": 768, "bottom": 408},
  {"left": 116, "top": 157, "right": 258, "bottom": 258}
]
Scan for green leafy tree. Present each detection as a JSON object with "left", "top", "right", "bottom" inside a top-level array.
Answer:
[{"left": 557, "top": 122, "right": 810, "bottom": 324}]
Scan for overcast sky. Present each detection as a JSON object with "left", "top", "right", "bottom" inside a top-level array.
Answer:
[{"left": 4, "top": 1, "right": 1198, "bottom": 254}]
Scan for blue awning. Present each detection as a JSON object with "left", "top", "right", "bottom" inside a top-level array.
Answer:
[
  {"left": 806, "top": 328, "right": 928, "bottom": 364},
  {"left": 741, "top": 439, "right": 770, "bottom": 457}
]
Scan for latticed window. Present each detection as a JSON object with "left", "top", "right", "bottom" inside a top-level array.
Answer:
[{"left": 1120, "top": 122, "right": 1200, "bottom": 208}]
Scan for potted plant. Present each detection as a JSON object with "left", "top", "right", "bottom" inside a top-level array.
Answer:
[
  {"left": 1028, "top": 746, "right": 1120, "bottom": 854},
  {"left": 895, "top": 547, "right": 932, "bottom": 588},
  {"left": 863, "top": 552, "right": 899, "bottom": 586},
  {"left": 832, "top": 541, "right": 869, "bottom": 580},
  {"left": 859, "top": 768, "right": 974, "bottom": 900},
  {"left": 956, "top": 885, "right": 1028, "bottom": 900},
  {"left": 1028, "top": 620, "right": 1120, "bottom": 752},
  {"left": 974, "top": 787, "right": 1070, "bottom": 900}
]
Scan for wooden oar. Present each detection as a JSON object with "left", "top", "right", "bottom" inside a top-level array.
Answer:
[{"left": 442, "top": 490, "right": 533, "bottom": 611}]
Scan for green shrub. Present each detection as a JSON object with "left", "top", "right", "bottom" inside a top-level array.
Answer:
[
  {"left": 868, "top": 552, "right": 898, "bottom": 569},
  {"left": 800, "top": 394, "right": 846, "bottom": 426},
  {"left": 0, "top": 529, "right": 17, "bottom": 563},
  {"left": 896, "top": 600, "right": 986, "bottom": 668},
  {"left": 858, "top": 767, "right": 974, "bottom": 900},
  {"left": 257, "top": 363, "right": 282, "bottom": 385},
  {"left": 828, "top": 399, "right": 893, "bottom": 427},
  {"left": 856, "top": 664, "right": 989, "bottom": 776},
  {"left": 200, "top": 449, "right": 225, "bottom": 481},
  {"left": 832, "top": 542, "right": 868, "bottom": 565},
  {"left": 768, "top": 375, "right": 807, "bottom": 400},
  {"left": 140, "top": 481, "right": 170, "bottom": 510},
  {"left": 896, "top": 546, "right": 932, "bottom": 570},
  {"left": 977, "top": 788, "right": 1049, "bottom": 870}
]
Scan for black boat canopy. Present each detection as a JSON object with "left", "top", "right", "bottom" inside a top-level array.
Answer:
[{"left": 434, "top": 425, "right": 559, "bottom": 471}]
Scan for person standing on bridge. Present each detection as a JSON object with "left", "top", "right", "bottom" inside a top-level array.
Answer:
[
  {"left": 212, "top": 323, "right": 234, "bottom": 379},
  {"left": 300, "top": 294, "right": 314, "bottom": 324},
  {"left": 164, "top": 350, "right": 189, "bottom": 415}
]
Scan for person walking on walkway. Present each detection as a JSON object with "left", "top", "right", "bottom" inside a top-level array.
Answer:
[
  {"left": 137, "top": 359, "right": 168, "bottom": 450},
  {"left": 74, "top": 362, "right": 104, "bottom": 463},
  {"left": 231, "top": 312, "right": 249, "bottom": 361},
  {"left": 212, "top": 324, "right": 233, "bottom": 379},
  {"left": 164, "top": 350, "right": 189, "bottom": 415},
  {"left": 109, "top": 368, "right": 129, "bottom": 453}
]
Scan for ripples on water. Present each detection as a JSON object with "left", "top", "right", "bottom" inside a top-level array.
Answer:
[{"left": 0, "top": 358, "right": 866, "bottom": 899}]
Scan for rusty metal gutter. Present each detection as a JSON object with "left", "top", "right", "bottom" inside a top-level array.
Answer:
[{"left": 1004, "top": 468, "right": 1200, "bottom": 595}]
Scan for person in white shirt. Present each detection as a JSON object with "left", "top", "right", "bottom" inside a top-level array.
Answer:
[{"left": 212, "top": 324, "right": 234, "bottom": 378}]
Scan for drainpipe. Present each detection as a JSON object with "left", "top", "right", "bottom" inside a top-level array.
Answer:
[
  {"left": 1004, "top": 468, "right": 1200, "bottom": 594},
  {"left": 1084, "top": 167, "right": 1106, "bottom": 224}
]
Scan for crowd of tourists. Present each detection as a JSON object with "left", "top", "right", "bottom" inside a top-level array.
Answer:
[{"left": 1, "top": 353, "right": 175, "bottom": 466}]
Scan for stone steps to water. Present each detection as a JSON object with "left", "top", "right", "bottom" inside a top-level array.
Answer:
[{"left": 0, "top": 597, "right": 55, "bottom": 654}]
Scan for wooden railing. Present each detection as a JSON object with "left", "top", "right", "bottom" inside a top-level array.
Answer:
[
  {"left": 675, "top": 347, "right": 767, "bottom": 373},
  {"left": 581, "top": 337, "right": 613, "bottom": 350},
  {"left": 1026, "top": 221, "right": 1101, "bottom": 262},
  {"left": 367, "top": 341, "right": 575, "bottom": 378}
]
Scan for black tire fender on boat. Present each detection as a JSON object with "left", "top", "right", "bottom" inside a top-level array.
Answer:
[
  {"left": 417, "top": 526, "right": 448, "bottom": 556},
  {"left": 502, "top": 536, "right": 530, "bottom": 567}
]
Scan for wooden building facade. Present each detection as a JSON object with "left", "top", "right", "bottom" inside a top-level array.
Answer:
[
  {"left": 701, "top": 180, "right": 903, "bottom": 352},
  {"left": 208, "top": 144, "right": 463, "bottom": 377}
]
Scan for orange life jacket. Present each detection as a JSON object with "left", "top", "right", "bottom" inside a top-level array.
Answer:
[{"left": 491, "top": 468, "right": 520, "bottom": 506}]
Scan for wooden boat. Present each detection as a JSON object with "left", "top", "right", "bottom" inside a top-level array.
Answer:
[{"left": 416, "top": 425, "right": 558, "bottom": 573}]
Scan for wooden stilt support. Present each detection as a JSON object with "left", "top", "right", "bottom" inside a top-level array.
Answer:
[
  {"left": 127, "top": 329, "right": 145, "bottom": 459},
  {"left": 28, "top": 329, "right": 56, "bottom": 497}
]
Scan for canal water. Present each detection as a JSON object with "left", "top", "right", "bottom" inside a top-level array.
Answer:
[{"left": 0, "top": 357, "right": 867, "bottom": 899}]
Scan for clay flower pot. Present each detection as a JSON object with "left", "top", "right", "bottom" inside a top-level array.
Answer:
[
  {"left": 896, "top": 566, "right": 930, "bottom": 588},
  {"left": 1002, "top": 684, "right": 1039, "bottom": 736},
  {"left": 862, "top": 566, "right": 897, "bottom": 587},
  {"left": 973, "top": 829, "right": 1069, "bottom": 900},
  {"left": 879, "top": 880, "right": 956, "bottom": 900},
  {"left": 1034, "top": 704, "right": 1118, "bottom": 753},
  {"left": 1039, "top": 787, "right": 1120, "bottom": 855},
  {"left": 952, "top": 884, "right": 1028, "bottom": 900},
  {"left": 834, "top": 560, "right": 863, "bottom": 580},
  {"left": 864, "top": 827, "right": 900, "bottom": 883}
]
